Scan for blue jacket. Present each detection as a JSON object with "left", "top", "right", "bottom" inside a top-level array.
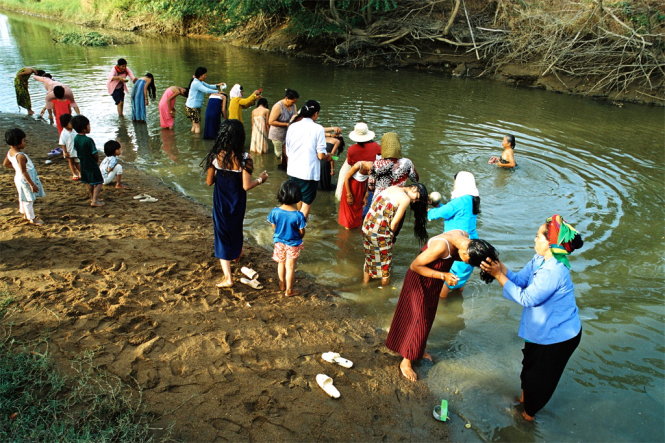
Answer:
[
  {"left": 427, "top": 194, "right": 478, "bottom": 238},
  {"left": 504, "top": 254, "right": 581, "bottom": 344},
  {"left": 185, "top": 79, "right": 218, "bottom": 108}
]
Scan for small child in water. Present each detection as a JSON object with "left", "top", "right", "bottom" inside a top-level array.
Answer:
[
  {"left": 100, "top": 140, "right": 127, "bottom": 188},
  {"left": 488, "top": 134, "right": 516, "bottom": 168},
  {"left": 72, "top": 115, "right": 104, "bottom": 207},
  {"left": 3, "top": 128, "right": 46, "bottom": 224},
  {"left": 267, "top": 180, "right": 307, "bottom": 297},
  {"left": 58, "top": 113, "right": 80, "bottom": 180}
]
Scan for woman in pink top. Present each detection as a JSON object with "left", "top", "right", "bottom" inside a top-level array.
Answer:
[
  {"left": 33, "top": 74, "right": 79, "bottom": 119},
  {"left": 106, "top": 58, "right": 136, "bottom": 116},
  {"left": 158, "top": 86, "right": 187, "bottom": 129}
]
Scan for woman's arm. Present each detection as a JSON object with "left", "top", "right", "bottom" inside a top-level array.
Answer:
[
  {"left": 242, "top": 164, "right": 268, "bottom": 191},
  {"left": 205, "top": 166, "right": 216, "bottom": 186},
  {"left": 239, "top": 93, "right": 257, "bottom": 108},
  {"left": 344, "top": 162, "right": 363, "bottom": 204},
  {"left": 221, "top": 95, "right": 228, "bottom": 119},
  {"left": 268, "top": 103, "right": 285, "bottom": 127},
  {"left": 427, "top": 198, "right": 459, "bottom": 221},
  {"left": 143, "top": 79, "right": 150, "bottom": 105},
  {"left": 409, "top": 239, "right": 459, "bottom": 286}
]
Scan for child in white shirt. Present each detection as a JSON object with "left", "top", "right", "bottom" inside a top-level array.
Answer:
[
  {"left": 99, "top": 140, "right": 126, "bottom": 188},
  {"left": 58, "top": 113, "right": 80, "bottom": 180}
]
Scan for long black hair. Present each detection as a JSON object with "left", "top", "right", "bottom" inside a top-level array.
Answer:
[
  {"left": 145, "top": 73, "right": 156, "bottom": 100},
  {"left": 466, "top": 239, "right": 499, "bottom": 283},
  {"left": 410, "top": 183, "right": 429, "bottom": 245},
  {"left": 200, "top": 119, "right": 246, "bottom": 171}
]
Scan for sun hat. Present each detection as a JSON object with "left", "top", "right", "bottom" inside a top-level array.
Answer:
[
  {"left": 380, "top": 132, "right": 402, "bottom": 159},
  {"left": 348, "top": 122, "right": 375, "bottom": 143}
]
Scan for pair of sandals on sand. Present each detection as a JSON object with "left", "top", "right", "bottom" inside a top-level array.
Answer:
[
  {"left": 317, "top": 352, "right": 354, "bottom": 399},
  {"left": 133, "top": 193, "right": 158, "bottom": 203}
]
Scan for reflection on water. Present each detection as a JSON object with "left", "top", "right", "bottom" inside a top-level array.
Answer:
[{"left": 1, "top": 10, "right": 664, "bottom": 442}]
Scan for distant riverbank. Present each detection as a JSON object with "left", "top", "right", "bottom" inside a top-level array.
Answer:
[{"left": 0, "top": 0, "right": 663, "bottom": 105}]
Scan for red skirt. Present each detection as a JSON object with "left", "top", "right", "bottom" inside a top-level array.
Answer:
[
  {"left": 385, "top": 257, "right": 451, "bottom": 361},
  {"left": 337, "top": 178, "right": 367, "bottom": 229}
]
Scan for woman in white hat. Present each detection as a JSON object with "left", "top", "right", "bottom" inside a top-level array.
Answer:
[
  {"left": 334, "top": 122, "right": 381, "bottom": 202},
  {"left": 427, "top": 171, "right": 481, "bottom": 298}
]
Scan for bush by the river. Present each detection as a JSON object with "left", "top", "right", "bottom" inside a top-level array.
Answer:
[{"left": 52, "top": 31, "right": 132, "bottom": 46}]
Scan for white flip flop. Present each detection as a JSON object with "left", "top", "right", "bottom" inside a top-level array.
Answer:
[
  {"left": 139, "top": 197, "right": 158, "bottom": 203},
  {"left": 316, "top": 374, "right": 340, "bottom": 399},
  {"left": 321, "top": 351, "right": 353, "bottom": 368},
  {"left": 240, "top": 266, "right": 258, "bottom": 280},
  {"left": 239, "top": 277, "right": 263, "bottom": 290},
  {"left": 133, "top": 193, "right": 150, "bottom": 200}
]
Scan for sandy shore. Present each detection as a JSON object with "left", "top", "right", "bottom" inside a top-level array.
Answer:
[{"left": 0, "top": 114, "right": 450, "bottom": 441}]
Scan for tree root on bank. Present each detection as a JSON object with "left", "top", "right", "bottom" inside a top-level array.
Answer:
[{"left": 321, "top": 0, "right": 664, "bottom": 98}]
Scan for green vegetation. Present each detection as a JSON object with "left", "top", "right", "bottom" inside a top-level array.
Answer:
[
  {"left": 52, "top": 30, "right": 133, "bottom": 46},
  {"left": 0, "top": 292, "right": 156, "bottom": 441}
]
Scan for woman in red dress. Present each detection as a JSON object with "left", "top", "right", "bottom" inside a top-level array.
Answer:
[{"left": 385, "top": 233, "right": 498, "bottom": 381}]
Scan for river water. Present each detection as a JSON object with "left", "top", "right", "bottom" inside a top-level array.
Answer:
[{"left": 1, "top": 11, "right": 663, "bottom": 442}]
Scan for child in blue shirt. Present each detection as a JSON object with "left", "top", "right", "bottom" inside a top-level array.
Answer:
[{"left": 267, "top": 180, "right": 307, "bottom": 297}]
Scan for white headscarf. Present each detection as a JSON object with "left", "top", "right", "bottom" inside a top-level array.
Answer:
[
  {"left": 229, "top": 84, "right": 242, "bottom": 98},
  {"left": 450, "top": 171, "right": 479, "bottom": 199}
]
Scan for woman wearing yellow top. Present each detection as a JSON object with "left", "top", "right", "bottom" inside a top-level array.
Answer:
[{"left": 228, "top": 84, "right": 261, "bottom": 123}]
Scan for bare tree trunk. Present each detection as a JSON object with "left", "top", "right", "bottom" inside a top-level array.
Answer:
[{"left": 443, "top": 0, "right": 461, "bottom": 35}]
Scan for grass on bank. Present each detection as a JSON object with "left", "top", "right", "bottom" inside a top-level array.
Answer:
[
  {"left": 51, "top": 30, "right": 134, "bottom": 46},
  {"left": 0, "top": 292, "right": 157, "bottom": 441}
]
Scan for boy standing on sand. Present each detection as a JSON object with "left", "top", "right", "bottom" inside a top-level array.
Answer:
[
  {"left": 71, "top": 115, "right": 104, "bottom": 207},
  {"left": 58, "top": 114, "right": 80, "bottom": 180}
]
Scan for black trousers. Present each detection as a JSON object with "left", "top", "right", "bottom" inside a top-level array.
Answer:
[{"left": 521, "top": 329, "right": 582, "bottom": 416}]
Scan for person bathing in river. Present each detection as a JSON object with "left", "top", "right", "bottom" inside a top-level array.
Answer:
[
  {"left": 34, "top": 72, "right": 80, "bottom": 121},
  {"left": 269, "top": 88, "right": 299, "bottom": 170},
  {"left": 106, "top": 58, "right": 136, "bottom": 117},
  {"left": 361, "top": 183, "right": 429, "bottom": 287},
  {"left": 427, "top": 171, "right": 481, "bottom": 298},
  {"left": 335, "top": 122, "right": 381, "bottom": 201},
  {"left": 203, "top": 86, "right": 228, "bottom": 140},
  {"left": 480, "top": 215, "right": 583, "bottom": 421},
  {"left": 368, "top": 132, "right": 419, "bottom": 199},
  {"left": 14, "top": 67, "right": 42, "bottom": 115},
  {"left": 185, "top": 67, "right": 225, "bottom": 134},
  {"left": 284, "top": 100, "right": 329, "bottom": 219},
  {"left": 386, "top": 234, "right": 498, "bottom": 381},
  {"left": 131, "top": 72, "right": 156, "bottom": 122},
  {"left": 249, "top": 98, "right": 270, "bottom": 154},
  {"left": 158, "top": 86, "right": 187, "bottom": 130},
  {"left": 489, "top": 134, "right": 516, "bottom": 168},
  {"left": 228, "top": 84, "right": 261, "bottom": 124}
]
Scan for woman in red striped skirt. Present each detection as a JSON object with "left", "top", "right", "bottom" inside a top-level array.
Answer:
[{"left": 385, "top": 233, "right": 498, "bottom": 381}]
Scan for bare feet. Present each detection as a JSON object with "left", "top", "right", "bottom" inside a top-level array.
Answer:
[
  {"left": 521, "top": 410, "right": 534, "bottom": 422},
  {"left": 279, "top": 280, "right": 286, "bottom": 291},
  {"left": 284, "top": 289, "right": 299, "bottom": 297},
  {"left": 115, "top": 184, "right": 129, "bottom": 189},
  {"left": 216, "top": 277, "right": 233, "bottom": 288},
  {"left": 423, "top": 352, "right": 433, "bottom": 361},
  {"left": 516, "top": 390, "right": 524, "bottom": 404},
  {"left": 399, "top": 358, "right": 418, "bottom": 381}
]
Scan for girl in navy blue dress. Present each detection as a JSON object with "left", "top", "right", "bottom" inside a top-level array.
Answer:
[{"left": 203, "top": 119, "right": 268, "bottom": 288}]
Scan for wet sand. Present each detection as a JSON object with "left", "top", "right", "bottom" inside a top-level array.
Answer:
[{"left": 0, "top": 114, "right": 450, "bottom": 441}]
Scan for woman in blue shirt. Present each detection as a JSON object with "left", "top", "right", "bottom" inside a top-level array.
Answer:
[
  {"left": 185, "top": 67, "right": 224, "bottom": 134},
  {"left": 481, "top": 214, "right": 584, "bottom": 421},
  {"left": 427, "top": 171, "right": 480, "bottom": 298}
]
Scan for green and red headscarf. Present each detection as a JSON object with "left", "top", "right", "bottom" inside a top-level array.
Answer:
[{"left": 546, "top": 214, "right": 582, "bottom": 268}]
